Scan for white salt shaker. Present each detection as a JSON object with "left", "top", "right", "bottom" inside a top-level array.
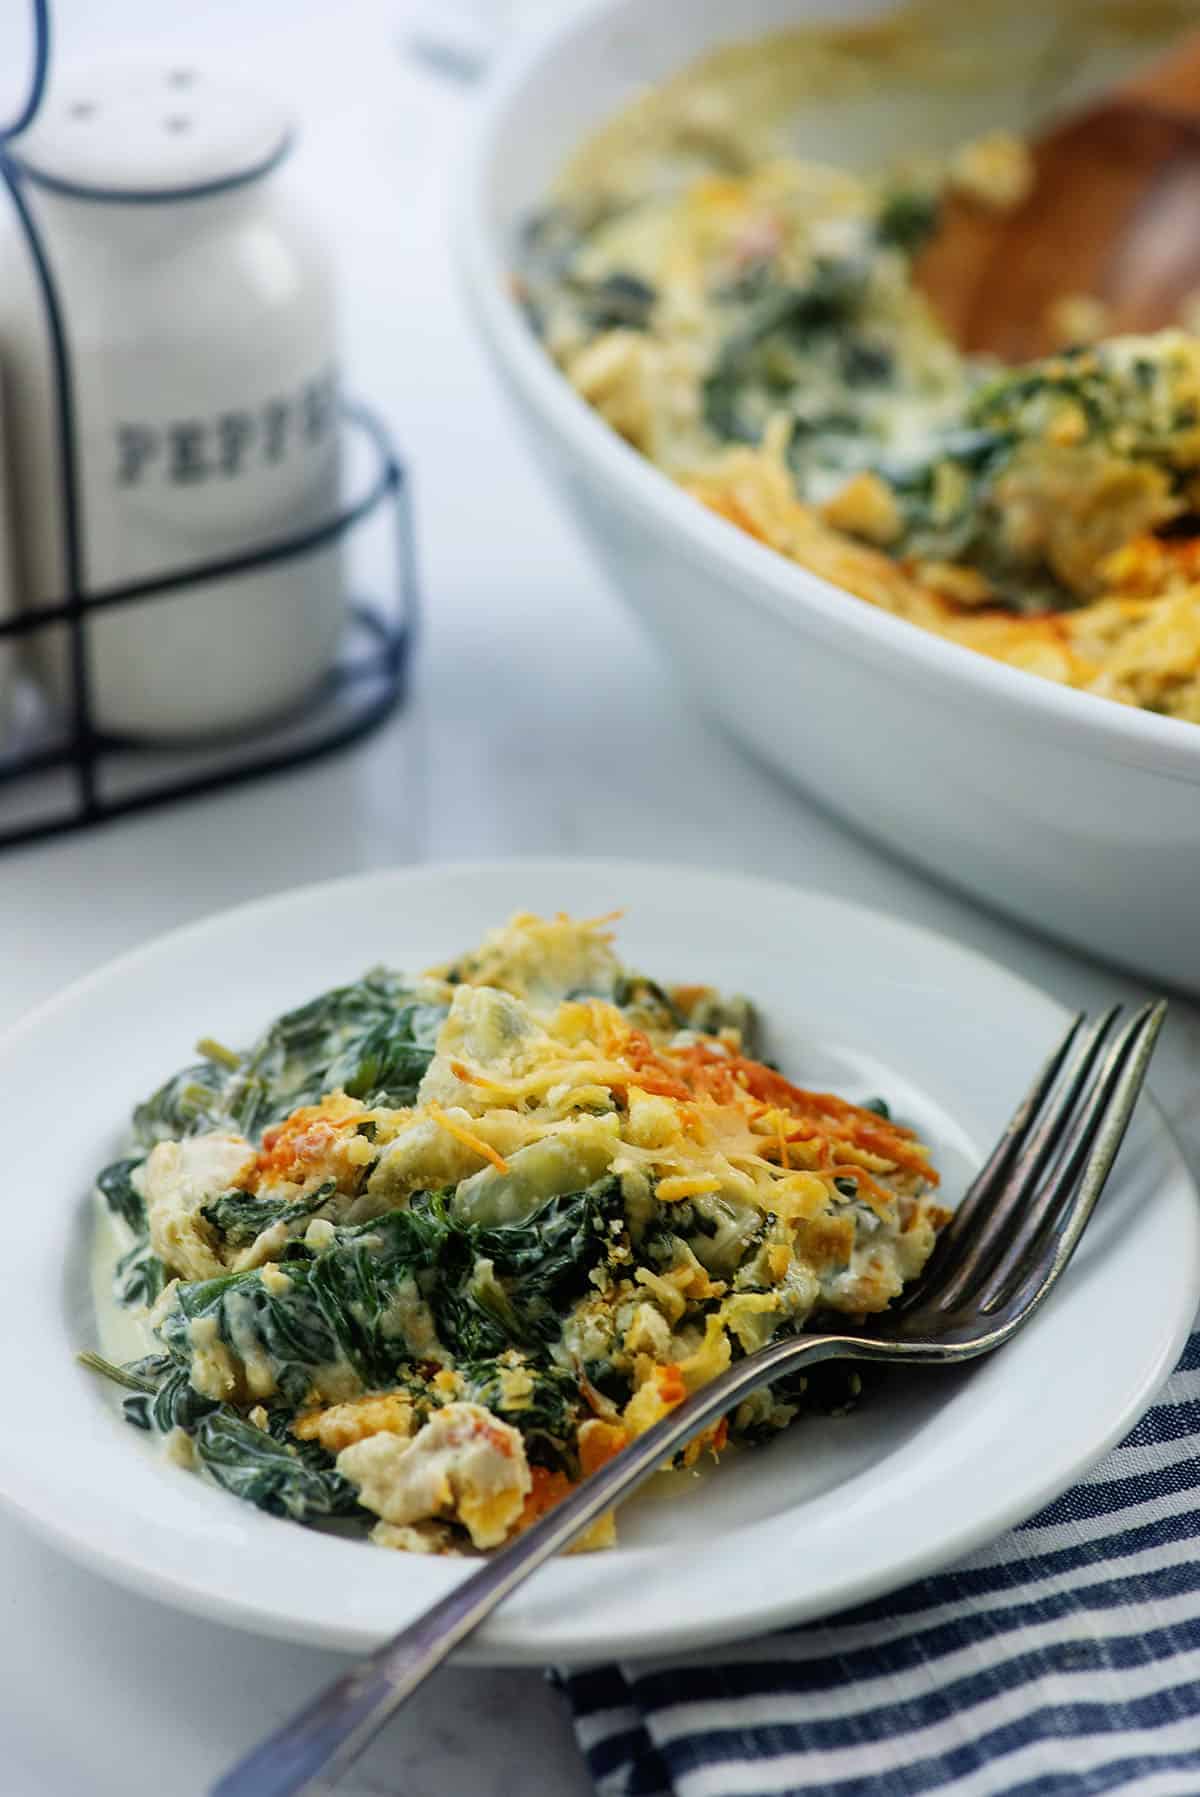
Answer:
[{"left": 0, "top": 63, "right": 343, "bottom": 740}]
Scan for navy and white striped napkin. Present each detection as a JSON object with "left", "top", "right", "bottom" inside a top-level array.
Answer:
[{"left": 558, "top": 1326, "right": 1200, "bottom": 1797}]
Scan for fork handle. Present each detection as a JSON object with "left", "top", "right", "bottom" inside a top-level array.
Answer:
[{"left": 213, "top": 1329, "right": 866, "bottom": 1797}]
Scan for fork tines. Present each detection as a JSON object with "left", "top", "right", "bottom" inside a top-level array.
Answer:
[{"left": 922, "top": 1000, "right": 1167, "bottom": 1321}]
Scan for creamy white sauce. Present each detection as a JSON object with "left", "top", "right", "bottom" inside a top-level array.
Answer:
[{"left": 89, "top": 1196, "right": 156, "bottom": 1367}]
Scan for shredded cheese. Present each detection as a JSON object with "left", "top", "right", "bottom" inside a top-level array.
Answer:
[
  {"left": 655, "top": 1173, "right": 723, "bottom": 1201},
  {"left": 427, "top": 1102, "right": 510, "bottom": 1175}
]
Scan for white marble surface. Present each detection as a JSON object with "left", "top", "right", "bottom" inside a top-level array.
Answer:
[{"left": 1, "top": 3, "right": 1198, "bottom": 1793}]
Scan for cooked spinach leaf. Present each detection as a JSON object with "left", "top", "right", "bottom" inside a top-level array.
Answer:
[
  {"left": 426, "top": 1178, "right": 624, "bottom": 1358},
  {"left": 77, "top": 1349, "right": 160, "bottom": 1394},
  {"left": 81, "top": 1346, "right": 361, "bottom": 1519},
  {"left": 305, "top": 1209, "right": 448, "bottom": 1384},
  {"left": 674, "top": 988, "right": 757, "bottom": 1047},
  {"left": 223, "top": 976, "right": 445, "bottom": 1137},
  {"left": 200, "top": 1181, "right": 336, "bottom": 1251},
  {"left": 875, "top": 188, "right": 939, "bottom": 255},
  {"left": 191, "top": 1409, "right": 363, "bottom": 1522},
  {"left": 641, "top": 1190, "right": 764, "bottom": 1281},
  {"left": 133, "top": 1061, "right": 230, "bottom": 1148},
  {"left": 319, "top": 1002, "right": 445, "bottom": 1108},
  {"left": 114, "top": 1238, "right": 168, "bottom": 1307},
  {"left": 79, "top": 1350, "right": 209, "bottom": 1432},
  {"left": 161, "top": 1267, "right": 342, "bottom": 1407},
  {"left": 703, "top": 259, "right": 869, "bottom": 444},
  {"left": 149, "top": 1362, "right": 221, "bottom": 1434},
  {"left": 95, "top": 1156, "right": 146, "bottom": 1232},
  {"left": 840, "top": 340, "right": 894, "bottom": 387},
  {"left": 612, "top": 973, "right": 685, "bottom": 1032},
  {"left": 130, "top": 973, "right": 446, "bottom": 1151},
  {"left": 519, "top": 202, "right": 588, "bottom": 280},
  {"left": 458, "top": 1356, "right": 585, "bottom": 1472},
  {"left": 567, "top": 270, "right": 657, "bottom": 332},
  {"left": 473, "top": 1180, "right": 621, "bottom": 1317},
  {"left": 578, "top": 1355, "right": 630, "bottom": 1409},
  {"left": 97, "top": 1155, "right": 166, "bottom": 1306},
  {"left": 866, "top": 424, "right": 1015, "bottom": 575}
]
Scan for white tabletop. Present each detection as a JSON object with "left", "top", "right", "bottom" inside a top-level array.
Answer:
[{"left": 1, "top": 3, "right": 1198, "bottom": 1793}]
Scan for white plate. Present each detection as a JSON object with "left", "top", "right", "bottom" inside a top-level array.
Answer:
[{"left": 0, "top": 860, "right": 1196, "bottom": 1665}]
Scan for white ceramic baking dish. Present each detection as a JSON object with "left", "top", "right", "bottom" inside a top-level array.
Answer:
[{"left": 457, "top": 0, "right": 1200, "bottom": 993}]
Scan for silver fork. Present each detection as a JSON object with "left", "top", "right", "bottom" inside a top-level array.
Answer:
[{"left": 213, "top": 1000, "right": 1166, "bottom": 1797}]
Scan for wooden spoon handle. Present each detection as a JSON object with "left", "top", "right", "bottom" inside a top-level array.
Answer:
[{"left": 1122, "top": 28, "right": 1200, "bottom": 122}]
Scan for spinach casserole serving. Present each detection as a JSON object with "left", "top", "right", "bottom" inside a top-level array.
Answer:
[
  {"left": 86, "top": 912, "right": 946, "bottom": 1556},
  {"left": 515, "top": 12, "right": 1200, "bottom": 721}
]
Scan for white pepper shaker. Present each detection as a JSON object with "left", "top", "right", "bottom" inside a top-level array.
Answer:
[{"left": 0, "top": 62, "right": 343, "bottom": 740}]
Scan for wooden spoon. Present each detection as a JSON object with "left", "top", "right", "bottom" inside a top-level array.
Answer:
[{"left": 915, "top": 32, "right": 1200, "bottom": 361}]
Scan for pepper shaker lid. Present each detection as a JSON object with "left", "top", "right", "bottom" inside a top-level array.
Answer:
[{"left": 5, "top": 63, "right": 292, "bottom": 202}]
